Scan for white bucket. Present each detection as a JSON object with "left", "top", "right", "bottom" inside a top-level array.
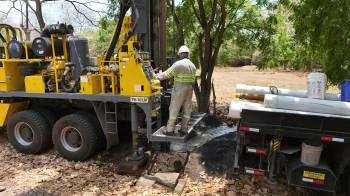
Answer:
[
  {"left": 307, "top": 72, "right": 327, "bottom": 99},
  {"left": 300, "top": 141, "right": 323, "bottom": 166}
]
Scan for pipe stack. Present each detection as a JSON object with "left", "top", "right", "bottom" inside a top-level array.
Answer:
[
  {"left": 229, "top": 73, "right": 347, "bottom": 119},
  {"left": 236, "top": 84, "right": 340, "bottom": 101}
]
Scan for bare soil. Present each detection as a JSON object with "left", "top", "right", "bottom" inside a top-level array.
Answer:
[
  {"left": 0, "top": 66, "right": 322, "bottom": 195},
  {"left": 212, "top": 66, "right": 338, "bottom": 105}
]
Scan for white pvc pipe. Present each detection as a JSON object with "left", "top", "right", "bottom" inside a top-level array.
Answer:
[
  {"left": 236, "top": 84, "right": 340, "bottom": 101},
  {"left": 228, "top": 100, "right": 263, "bottom": 119},
  {"left": 264, "top": 94, "right": 350, "bottom": 116}
]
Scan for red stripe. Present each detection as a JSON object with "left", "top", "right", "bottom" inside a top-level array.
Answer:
[
  {"left": 254, "top": 171, "right": 265, "bottom": 176},
  {"left": 239, "top": 126, "right": 249, "bottom": 132},
  {"left": 313, "top": 179, "right": 324, "bottom": 185},
  {"left": 321, "top": 136, "right": 332, "bottom": 141},
  {"left": 256, "top": 149, "right": 267, "bottom": 155}
]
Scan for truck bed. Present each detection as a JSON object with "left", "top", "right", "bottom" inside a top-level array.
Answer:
[
  {"left": 0, "top": 90, "right": 159, "bottom": 103},
  {"left": 240, "top": 108, "right": 350, "bottom": 143}
]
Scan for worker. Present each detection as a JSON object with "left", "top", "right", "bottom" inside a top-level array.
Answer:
[{"left": 156, "top": 45, "right": 196, "bottom": 135}]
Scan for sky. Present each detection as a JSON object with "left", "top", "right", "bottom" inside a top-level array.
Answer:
[
  {"left": 0, "top": 0, "right": 182, "bottom": 30},
  {"left": 0, "top": 0, "right": 108, "bottom": 31}
]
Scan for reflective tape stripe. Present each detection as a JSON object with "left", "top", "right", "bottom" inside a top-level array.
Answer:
[
  {"left": 165, "top": 70, "right": 176, "bottom": 78},
  {"left": 183, "top": 115, "right": 191, "bottom": 119},
  {"left": 169, "top": 115, "right": 177, "bottom": 120},
  {"left": 177, "top": 73, "right": 194, "bottom": 77},
  {"left": 174, "top": 74, "right": 196, "bottom": 83},
  {"left": 174, "top": 79, "right": 195, "bottom": 83}
]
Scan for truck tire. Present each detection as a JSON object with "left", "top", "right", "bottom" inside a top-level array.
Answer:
[
  {"left": 7, "top": 110, "right": 51, "bottom": 154},
  {"left": 33, "top": 108, "right": 57, "bottom": 129},
  {"left": 52, "top": 113, "right": 98, "bottom": 161},
  {"left": 75, "top": 111, "right": 106, "bottom": 152}
]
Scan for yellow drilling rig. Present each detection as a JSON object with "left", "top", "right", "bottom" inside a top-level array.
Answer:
[{"left": 0, "top": 0, "right": 204, "bottom": 174}]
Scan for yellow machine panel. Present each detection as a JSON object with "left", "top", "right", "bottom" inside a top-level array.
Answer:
[
  {"left": 119, "top": 54, "right": 153, "bottom": 96},
  {"left": 0, "top": 101, "right": 29, "bottom": 127},
  {"left": 0, "top": 67, "right": 6, "bottom": 82},
  {"left": 115, "top": 16, "right": 161, "bottom": 97},
  {"left": 0, "top": 61, "right": 25, "bottom": 91},
  {"left": 25, "top": 75, "right": 46, "bottom": 93},
  {"left": 80, "top": 74, "right": 102, "bottom": 95}
]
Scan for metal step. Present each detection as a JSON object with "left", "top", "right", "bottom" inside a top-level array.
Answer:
[
  {"left": 170, "top": 126, "right": 235, "bottom": 152},
  {"left": 150, "top": 113, "right": 206, "bottom": 142}
]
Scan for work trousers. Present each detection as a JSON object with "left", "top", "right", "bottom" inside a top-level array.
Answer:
[{"left": 166, "top": 82, "right": 193, "bottom": 133}]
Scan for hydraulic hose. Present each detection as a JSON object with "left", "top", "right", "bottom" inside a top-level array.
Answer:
[
  {"left": 0, "top": 24, "right": 17, "bottom": 40},
  {"left": 104, "top": 0, "right": 130, "bottom": 65},
  {"left": 121, "top": 0, "right": 139, "bottom": 47}
]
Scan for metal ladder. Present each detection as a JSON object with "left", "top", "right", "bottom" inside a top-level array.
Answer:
[
  {"left": 233, "top": 125, "right": 268, "bottom": 177},
  {"left": 104, "top": 102, "right": 119, "bottom": 143},
  {"left": 244, "top": 132, "right": 268, "bottom": 177}
]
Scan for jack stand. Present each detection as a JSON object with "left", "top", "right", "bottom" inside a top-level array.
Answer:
[
  {"left": 268, "top": 138, "right": 280, "bottom": 184},
  {"left": 226, "top": 166, "right": 240, "bottom": 179},
  {"left": 117, "top": 103, "right": 148, "bottom": 175},
  {"left": 117, "top": 148, "right": 148, "bottom": 176}
]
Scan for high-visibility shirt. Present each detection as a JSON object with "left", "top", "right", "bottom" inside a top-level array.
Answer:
[{"left": 157, "top": 58, "right": 196, "bottom": 83}]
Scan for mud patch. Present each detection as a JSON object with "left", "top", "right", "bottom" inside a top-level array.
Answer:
[
  {"left": 150, "top": 153, "right": 188, "bottom": 174},
  {"left": 197, "top": 132, "right": 236, "bottom": 174},
  {"left": 201, "top": 114, "right": 223, "bottom": 128}
]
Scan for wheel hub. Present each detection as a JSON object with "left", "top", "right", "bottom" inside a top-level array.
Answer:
[
  {"left": 61, "top": 126, "right": 83, "bottom": 152},
  {"left": 14, "top": 122, "right": 34, "bottom": 146}
]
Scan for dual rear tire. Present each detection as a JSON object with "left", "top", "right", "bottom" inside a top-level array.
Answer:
[
  {"left": 52, "top": 113, "right": 100, "bottom": 161},
  {"left": 7, "top": 110, "right": 52, "bottom": 154},
  {"left": 7, "top": 110, "right": 103, "bottom": 161}
]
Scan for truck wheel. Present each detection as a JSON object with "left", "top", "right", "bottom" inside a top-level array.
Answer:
[
  {"left": 33, "top": 108, "right": 57, "bottom": 129},
  {"left": 52, "top": 113, "right": 98, "bottom": 161},
  {"left": 7, "top": 110, "right": 51, "bottom": 154},
  {"left": 75, "top": 111, "right": 106, "bottom": 152}
]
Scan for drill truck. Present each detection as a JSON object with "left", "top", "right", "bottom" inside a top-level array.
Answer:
[{"left": 0, "top": 0, "right": 204, "bottom": 172}]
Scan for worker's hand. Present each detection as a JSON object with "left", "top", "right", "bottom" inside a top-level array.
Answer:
[{"left": 155, "top": 73, "right": 160, "bottom": 80}]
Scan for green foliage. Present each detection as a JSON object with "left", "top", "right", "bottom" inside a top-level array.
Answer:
[
  {"left": 290, "top": 0, "right": 350, "bottom": 84},
  {"left": 79, "top": 18, "right": 116, "bottom": 57},
  {"left": 255, "top": 2, "right": 316, "bottom": 71},
  {"left": 101, "top": 0, "right": 350, "bottom": 85},
  {"left": 169, "top": 0, "right": 264, "bottom": 67}
]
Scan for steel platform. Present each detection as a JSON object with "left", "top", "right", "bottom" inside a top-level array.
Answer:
[{"left": 150, "top": 113, "right": 206, "bottom": 143}]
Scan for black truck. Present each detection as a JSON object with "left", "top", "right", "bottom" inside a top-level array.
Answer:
[{"left": 233, "top": 107, "right": 350, "bottom": 194}]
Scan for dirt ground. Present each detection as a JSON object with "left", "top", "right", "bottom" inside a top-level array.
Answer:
[
  {"left": 212, "top": 66, "right": 338, "bottom": 105},
  {"left": 0, "top": 66, "right": 324, "bottom": 195}
]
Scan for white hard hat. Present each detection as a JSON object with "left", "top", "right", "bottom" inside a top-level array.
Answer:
[{"left": 178, "top": 45, "right": 190, "bottom": 54}]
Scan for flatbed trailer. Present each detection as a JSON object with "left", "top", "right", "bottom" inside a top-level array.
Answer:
[{"left": 234, "top": 108, "right": 350, "bottom": 194}]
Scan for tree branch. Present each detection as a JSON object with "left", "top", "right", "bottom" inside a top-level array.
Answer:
[
  {"left": 64, "top": 0, "right": 99, "bottom": 27},
  {"left": 63, "top": 0, "right": 107, "bottom": 14},
  {"left": 188, "top": 0, "right": 202, "bottom": 26},
  {"left": 208, "top": 0, "right": 217, "bottom": 30},
  {"left": 197, "top": 0, "right": 208, "bottom": 28},
  {"left": 227, "top": 0, "right": 247, "bottom": 27}
]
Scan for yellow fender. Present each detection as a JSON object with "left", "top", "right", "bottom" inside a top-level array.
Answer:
[{"left": 0, "top": 101, "right": 29, "bottom": 127}]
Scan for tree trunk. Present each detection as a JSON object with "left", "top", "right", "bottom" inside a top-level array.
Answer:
[
  {"left": 166, "top": 0, "right": 185, "bottom": 47},
  {"left": 198, "top": 88, "right": 210, "bottom": 112},
  {"left": 34, "top": 0, "right": 45, "bottom": 30}
]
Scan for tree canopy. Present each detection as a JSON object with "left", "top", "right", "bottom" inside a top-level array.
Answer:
[{"left": 289, "top": 0, "right": 350, "bottom": 84}]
